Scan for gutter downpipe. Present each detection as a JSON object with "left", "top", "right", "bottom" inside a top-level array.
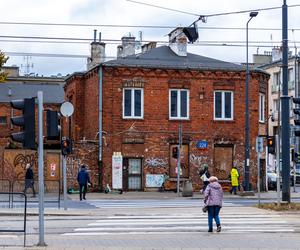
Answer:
[{"left": 98, "top": 65, "right": 103, "bottom": 192}]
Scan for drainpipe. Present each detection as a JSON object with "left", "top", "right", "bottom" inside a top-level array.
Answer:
[{"left": 98, "top": 65, "right": 103, "bottom": 191}]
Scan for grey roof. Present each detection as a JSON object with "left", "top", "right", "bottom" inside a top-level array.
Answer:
[
  {"left": 104, "top": 45, "right": 245, "bottom": 71},
  {"left": 0, "top": 82, "right": 64, "bottom": 103}
]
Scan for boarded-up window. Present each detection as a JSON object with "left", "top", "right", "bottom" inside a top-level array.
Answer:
[
  {"left": 170, "top": 144, "right": 189, "bottom": 178},
  {"left": 213, "top": 145, "right": 233, "bottom": 179}
]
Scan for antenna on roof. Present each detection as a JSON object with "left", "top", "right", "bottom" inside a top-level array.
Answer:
[{"left": 21, "top": 55, "right": 34, "bottom": 76}]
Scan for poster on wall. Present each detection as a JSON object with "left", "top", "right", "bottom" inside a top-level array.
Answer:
[
  {"left": 112, "top": 152, "right": 123, "bottom": 189},
  {"left": 145, "top": 174, "right": 164, "bottom": 187}
]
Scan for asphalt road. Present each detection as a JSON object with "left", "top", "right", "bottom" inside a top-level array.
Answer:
[{"left": 1, "top": 198, "right": 300, "bottom": 249}]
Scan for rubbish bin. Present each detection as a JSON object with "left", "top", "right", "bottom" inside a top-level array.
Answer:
[{"left": 182, "top": 180, "right": 193, "bottom": 197}]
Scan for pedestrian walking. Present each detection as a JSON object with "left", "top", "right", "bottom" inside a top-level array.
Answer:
[
  {"left": 199, "top": 164, "right": 210, "bottom": 193},
  {"left": 203, "top": 176, "right": 223, "bottom": 233},
  {"left": 23, "top": 163, "right": 36, "bottom": 197},
  {"left": 77, "top": 164, "right": 91, "bottom": 201},
  {"left": 229, "top": 166, "right": 239, "bottom": 195}
]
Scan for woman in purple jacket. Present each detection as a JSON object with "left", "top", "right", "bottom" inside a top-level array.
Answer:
[{"left": 204, "top": 176, "right": 223, "bottom": 232}]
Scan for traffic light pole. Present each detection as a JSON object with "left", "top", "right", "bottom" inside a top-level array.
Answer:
[
  {"left": 63, "top": 155, "right": 67, "bottom": 210},
  {"left": 37, "top": 91, "right": 46, "bottom": 246},
  {"left": 281, "top": 0, "right": 290, "bottom": 203},
  {"left": 177, "top": 124, "right": 182, "bottom": 197},
  {"left": 276, "top": 134, "right": 281, "bottom": 206}
]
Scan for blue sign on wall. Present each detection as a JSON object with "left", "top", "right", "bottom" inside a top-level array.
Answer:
[{"left": 196, "top": 140, "right": 208, "bottom": 149}]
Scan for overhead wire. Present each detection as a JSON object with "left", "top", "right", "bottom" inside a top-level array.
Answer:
[{"left": 125, "top": 0, "right": 300, "bottom": 18}]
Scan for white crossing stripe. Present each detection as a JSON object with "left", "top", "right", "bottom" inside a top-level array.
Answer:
[
  {"left": 86, "top": 199, "right": 238, "bottom": 208},
  {"left": 63, "top": 212, "right": 295, "bottom": 236}
]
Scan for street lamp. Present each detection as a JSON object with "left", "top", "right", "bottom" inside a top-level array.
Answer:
[{"left": 244, "top": 11, "right": 258, "bottom": 192}]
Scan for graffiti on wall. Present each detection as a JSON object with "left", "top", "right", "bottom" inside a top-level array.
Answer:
[
  {"left": 3, "top": 151, "right": 37, "bottom": 181},
  {"left": 190, "top": 154, "right": 210, "bottom": 168},
  {"left": 144, "top": 157, "right": 168, "bottom": 168},
  {"left": 145, "top": 174, "right": 164, "bottom": 187},
  {"left": 66, "top": 155, "right": 81, "bottom": 188}
]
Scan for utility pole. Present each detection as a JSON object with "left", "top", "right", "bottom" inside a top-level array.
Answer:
[
  {"left": 37, "top": 91, "right": 46, "bottom": 246},
  {"left": 281, "top": 0, "right": 291, "bottom": 203}
]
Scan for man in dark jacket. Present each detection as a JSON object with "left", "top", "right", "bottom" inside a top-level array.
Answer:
[
  {"left": 23, "top": 163, "right": 36, "bottom": 197},
  {"left": 77, "top": 164, "right": 91, "bottom": 200}
]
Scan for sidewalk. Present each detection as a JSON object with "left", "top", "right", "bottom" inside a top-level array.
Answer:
[
  {"left": 0, "top": 187, "right": 299, "bottom": 217},
  {"left": 68, "top": 186, "right": 300, "bottom": 200}
]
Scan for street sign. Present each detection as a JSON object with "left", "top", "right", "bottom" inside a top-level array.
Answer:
[
  {"left": 256, "top": 137, "right": 263, "bottom": 153},
  {"left": 196, "top": 140, "right": 208, "bottom": 149}
]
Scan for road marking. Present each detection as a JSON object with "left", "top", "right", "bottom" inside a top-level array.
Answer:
[{"left": 63, "top": 212, "right": 296, "bottom": 236}]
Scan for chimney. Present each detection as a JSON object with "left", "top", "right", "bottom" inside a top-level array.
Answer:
[
  {"left": 272, "top": 47, "right": 283, "bottom": 62},
  {"left": 168, "top": 27, "right": 187, "bottom": 57},
  {"left": 141, "top": 42, "right": 157, "bottom": 53},
  {"left": 87, "top": 30, "right": 106, "bottom": 70},
  {"left": 117, "top": 36, "right": 136, "bottom": 58}
]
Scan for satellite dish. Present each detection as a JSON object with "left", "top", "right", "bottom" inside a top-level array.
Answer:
[{"left": 60, "top": 102, "right": 74, "bottom": 117}]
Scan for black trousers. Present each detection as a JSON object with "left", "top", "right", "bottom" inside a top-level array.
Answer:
[
  {"left": 79, "top": 184, "right": 87, "bottom": 200},
  {"left": 23, "top": 179, "right": 36, "bottom": 195}
]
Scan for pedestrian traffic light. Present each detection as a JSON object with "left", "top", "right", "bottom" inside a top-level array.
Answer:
[
  {"left": 46, "top": 110, "right": 61, "bottom": 140},
  {"left": 61, "top": 137, "right": 72, "bottom": 156},
  {"left": 267, "top": 136, "right": 276, "bottom": 154},
  {"left": 293, "top": 97, "right": 300, "bottom": 136},
  {"left": 10, "top": 97, "right": 36, "bottom": 149},
  {"left": 172, "top": 146, "right": 178, "bottom": 159}
]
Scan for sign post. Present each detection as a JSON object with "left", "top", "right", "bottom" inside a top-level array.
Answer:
[
  {"left": 256, "top": 137, "right": 263, "bottom": 205},
  {"left": 60, "top": 102, "right": 74, "bottom": 211}
]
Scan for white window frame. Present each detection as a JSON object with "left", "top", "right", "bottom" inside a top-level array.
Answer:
[
  {"left": 214, "top": 91, "right": 234, "bottom": 121},
  {"left": 169, "top": 89, "right": 190, "bottom": 120},
  {"left": 122, "top": 88, "right": 144, "bottom": 119},
  {"left": 259, "top": 93, "right": 265, "bottom": 123}
]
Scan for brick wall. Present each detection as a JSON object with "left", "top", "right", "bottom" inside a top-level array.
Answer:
[{"left": 65, "top": 66, "right": 269, "bottom": 191}]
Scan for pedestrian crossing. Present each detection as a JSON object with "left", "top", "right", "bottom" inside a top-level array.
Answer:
[
  {"left": 63, "top": 212, "right": 296, "bottom": 236},
  {"left": 85, "top": 199, "right": 238, "bottom": 209}
]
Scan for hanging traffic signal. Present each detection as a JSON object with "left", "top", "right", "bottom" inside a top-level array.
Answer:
[
  {"left": 10, "top": 97, "right": 36, "bottom": 149},
  {"left": 293, "top": 97, "right": 300, "bottom": 136},
  {"left": 267, "top": 136, "right": 276, "bottom": 154},
  {"left": 46, "top": 110, "right": 61, "bottom": 140},
  {"left": 61, "top": 137, "right": 72, "bottom": 156},
  {"left": 172, "top": 146, "right": 178, "bottom": 159}
]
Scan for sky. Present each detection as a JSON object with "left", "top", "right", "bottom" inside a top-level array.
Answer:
[{"left": 1, "top": 0, "right": 300, "bottom": 76}]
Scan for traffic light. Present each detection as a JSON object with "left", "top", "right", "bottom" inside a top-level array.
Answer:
[
  {"left": 46, "top": 110, "right": 61, "bottom": 140},
  {"left": 10, "top": 97, "right": 35, "bottom": 149},
  {"left": 172, "top": 146, "right": 178, "bottom": 159},
  {"left": 267, "top": 136, "right": 276, "bottom": 154},
  {"left": 292, "top": 148, "right": 300, "bottom": 163},
  {"left": 293, "top": 97, "right": 300, "bottom": 136},
  {"left": 61, "top": 138, "right": 72, "bottom": 156}
]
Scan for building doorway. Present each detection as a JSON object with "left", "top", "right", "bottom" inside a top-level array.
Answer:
[
  {"left": 123, "top": 158, "right": 142, "bottom": 191},
  {"left": 213, "top": 145, "right": 233, "bottom": 180}
]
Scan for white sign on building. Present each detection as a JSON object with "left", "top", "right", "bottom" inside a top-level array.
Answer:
[{"left": 112, "top": 152, "right": 123, "bottom": 189}]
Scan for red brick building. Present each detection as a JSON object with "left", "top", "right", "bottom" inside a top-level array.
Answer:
[
  {"left": 0, "top": 67, "right": 65, "bottom": 192},
  {"left": 65, "top": 28, "right": 269, "bottom": 192}
]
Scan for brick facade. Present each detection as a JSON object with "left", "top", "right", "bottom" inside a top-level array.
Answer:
[{"left": 65, "top": 65, "right": 269, "bottom": 192}]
